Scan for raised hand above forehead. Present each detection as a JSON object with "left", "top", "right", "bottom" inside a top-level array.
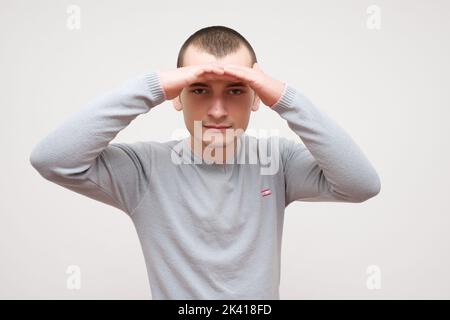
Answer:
[
  {"left": 159, "top": 63, "right": 241, "bottom": 100},
  {"left": 217, "top": 62, "right": 286, "bottom": 108}
]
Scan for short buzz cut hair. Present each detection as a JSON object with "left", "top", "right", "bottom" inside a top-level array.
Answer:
[{"left": 176, "top": 25, "right": 257, "bottom": 68}]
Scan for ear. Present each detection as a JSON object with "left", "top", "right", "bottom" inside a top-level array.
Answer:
[
  {"left": 252, "top": 62, "right": 263, "bottom": 73},
  {"left": 251, "top": 92, "right": 261, "bottom": 112},
  {"left": 172, "top": 95, "right": 183, "bottom": 111}
]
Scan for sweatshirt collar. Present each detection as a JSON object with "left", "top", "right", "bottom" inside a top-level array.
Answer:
[{"left": 175, "top": 133, "right": 246, "bottom": 165}]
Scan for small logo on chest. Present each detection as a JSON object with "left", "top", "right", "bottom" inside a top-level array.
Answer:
[{"left": 260, "top": 187, "right": 272, "bottom": 197}]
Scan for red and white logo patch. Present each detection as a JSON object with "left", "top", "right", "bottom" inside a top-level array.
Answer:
[{"left": 261, "top": 188, "right": 272, "bottom": 197}]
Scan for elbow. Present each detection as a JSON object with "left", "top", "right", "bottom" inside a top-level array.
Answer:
[
  {"left": 30, "top": 146, "right": 44, "bottom": 171},
  {"left": 351, "top": 173, "right": 381, "bottom": 203},
  {"left": 29, "top": 145, "right": 56, "bottom": 179},
  {"left": 30, "top": 145, "right": 91, "bottom": 181}
]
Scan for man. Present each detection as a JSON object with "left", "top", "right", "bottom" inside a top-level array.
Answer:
[{"left": 29, "top": 25, "right": 381, "bottom": 299}]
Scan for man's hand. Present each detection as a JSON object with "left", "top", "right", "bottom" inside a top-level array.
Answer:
[
  {"left": 221, "top": 62, "right": 286, "bottom": 108},
  {"left": 158, "top": 63, "right": 241, "bottom": 100}
]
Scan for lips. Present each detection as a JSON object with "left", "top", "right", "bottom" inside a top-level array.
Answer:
[{"left": 203, "top": 125, "right": 232, "bottom": 129}]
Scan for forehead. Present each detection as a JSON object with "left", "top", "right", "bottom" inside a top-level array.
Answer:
[{"left": 183, "top": 45, "right": 253, "bottom": 68}]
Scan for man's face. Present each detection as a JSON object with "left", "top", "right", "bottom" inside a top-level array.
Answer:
[{"left": 172, "top": 45, "right": 260, "bottom": 149}]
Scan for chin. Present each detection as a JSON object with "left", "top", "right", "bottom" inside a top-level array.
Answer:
[{"left": 202, "top": 137, "right": 229, "bottom": 148}]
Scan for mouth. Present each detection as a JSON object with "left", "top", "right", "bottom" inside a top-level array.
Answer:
[{"left": 203, "top": 124, "right": 233, "bottom": 130}]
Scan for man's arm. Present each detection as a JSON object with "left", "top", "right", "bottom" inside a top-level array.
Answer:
[
  {"left": 271, "top": 83, "right": 381, "bottom": 206},
  {"left": 29, "top": 72, "right": 166, "bottom": 216}
]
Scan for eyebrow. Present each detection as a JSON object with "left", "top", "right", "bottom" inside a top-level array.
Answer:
[{"left": 189, "top": 82, "right": 247, "bottom": 88}]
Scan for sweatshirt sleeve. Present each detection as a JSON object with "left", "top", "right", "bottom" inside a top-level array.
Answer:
[
  {"left": 270, "top": 83, "right": 381, "bottom": 206},
  {"left": 29, "top": 71, "right": 166, "bottom": 216}
]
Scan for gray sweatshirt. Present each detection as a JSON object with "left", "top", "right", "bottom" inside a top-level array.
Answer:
[{"left": 29, "top": 71, "right": 381, "bottom": 299}]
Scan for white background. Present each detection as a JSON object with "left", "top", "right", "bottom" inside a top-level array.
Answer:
[{"left": 1, "top": 0, "right": 449, "bottom": 299}]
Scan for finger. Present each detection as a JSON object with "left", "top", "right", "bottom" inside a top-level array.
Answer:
[
  {"left": 195, "top": 64, "right": 224, "bottom": 77},
  {"left": 223, "top": 64, "right": 254, "bottom": 76},
  {"left": 204, "top": 67, "right": 224, "bottom": 76},
  {"left": 222, "top": 64, "right": 257, "bottom": 86},
  {"left": 206, "top": 63, "right": 225, "bottom": 73},
  {"left": 199, "top": 73, "right": 241, "bottom": 82}
]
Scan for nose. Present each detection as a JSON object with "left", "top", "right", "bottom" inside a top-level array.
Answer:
[{"left": 207, "top": 98, "right": 228, "bottom": 119}]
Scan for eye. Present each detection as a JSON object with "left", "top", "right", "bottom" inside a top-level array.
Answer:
[
  {"left": 190, "top": 88, "right": 208, "bottom": 95},
  {"left": 229, "top": 89, "right": 245, "bottom": 95}
]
